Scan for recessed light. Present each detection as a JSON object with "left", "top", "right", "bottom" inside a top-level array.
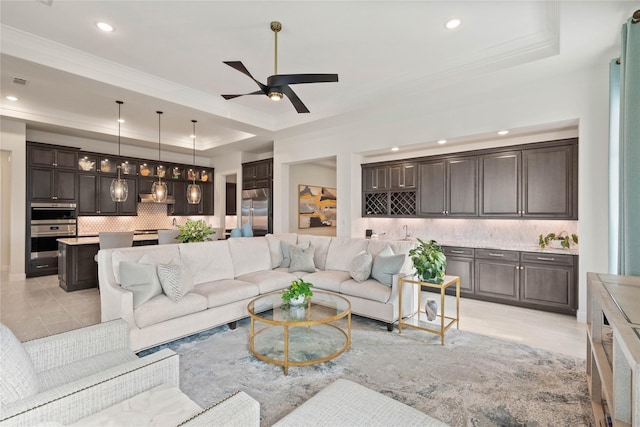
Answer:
[
  {"left": 5, "top": 96, "right": 18, "bottom": 102},
  {"left": 96, "top": 22, "right": 114, "bottom": 32},
  {"left": 117, "top": 118, "right": 125, "bottom": 123},
  {"left": 391, "top": 147, "right": 399, "bottom": 152},
  {"left": 497, "top": 130, "right": 509, "bottom": 136},
  {"left": 445, "top": 19, "right": 461, "bottom": 30},
  {"left": 437, "top": 139, "right": 447, "bottom": 145}
]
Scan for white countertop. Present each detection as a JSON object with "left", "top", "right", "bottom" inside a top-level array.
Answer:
[
  {"left": 432, "top": 240, "right": 578, "bottom": 255},
  {"left": 58, "top": 234, "right": 159, "bottom": 245}
]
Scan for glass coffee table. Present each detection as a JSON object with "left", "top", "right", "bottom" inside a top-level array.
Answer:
[{"left": 247, "top": 290, "right": 351, "bottom": 375}]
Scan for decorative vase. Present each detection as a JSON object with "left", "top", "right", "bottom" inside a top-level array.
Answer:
[
  {"left": 289, "top": 306, "right": 305, "bottom": 320},
  {"left": 425, "top": 299, "right": 438, "bottom": 321},
  {"left": 289, "top": 295, "right": 306, "bottom": 306}
]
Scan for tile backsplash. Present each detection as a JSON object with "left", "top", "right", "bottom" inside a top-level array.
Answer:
[
  {"left": 77, "top": 203, "right": 216, "bottom": 236},
  {"left": 363, "top": 217, "right": 578, "bottom": 248}
]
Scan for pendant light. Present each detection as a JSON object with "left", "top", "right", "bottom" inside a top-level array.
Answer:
[
  {"left": 110, "top": 100, "right": 128, "bottom": 202},
  {"left": 151, "top": 110, "right": 167, "bottom": 202},
  {"left": 187, "top": 120, "right": 202, "bottom": 204}
]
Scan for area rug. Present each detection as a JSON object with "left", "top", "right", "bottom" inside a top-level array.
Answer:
[{"left": 141, "top": 317, "right": 592, "bottom": 426}]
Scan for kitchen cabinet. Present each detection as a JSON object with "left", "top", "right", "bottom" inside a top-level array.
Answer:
[
  {"left": 78, "top": 173, "right": 137, "bottom": 216},
  {"left": 363, "top": 166, "right": 389, "bottom": 191},
  {"left": 30, "top": 167, "right": 77, "bottom": 202},
  {"left": 169, "top": 181, "right": 213, "bottom": 216},
  {"left": 442, "top": 246, "right": 474, "bottom": 294},
  {"left": 226, "top": 182, "right": 237, "bottom": 215},
  {"left": 418, "top": 157, "right": 477, "bottom": 217},
  {"left": 479, "top": 140, "right": 577, "bottom": 219},
  {"left": 30, "top": 145, "right": 77, "bottom": 170},
  {"left": 474, "top": 249, "right": 520, "bottom": 301},
  {"left": 389, "top": 163, "right": 416, "bottom": 189},
  {"left": 243, "top": 159, "right": 272, "bottom": 190},
  {"left": 520, "top": 251, "right": 576, "bottom": 313},
  {"left": 58, "top": 241, "right": 99, "bottom": 291}
]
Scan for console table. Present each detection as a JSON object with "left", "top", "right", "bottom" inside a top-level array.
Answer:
[
  {"left": 586, "top": 272, "right": 640, "bottom": 427},
  {"left": 398, "top": 275, "right": 460, "bottom": 345}
]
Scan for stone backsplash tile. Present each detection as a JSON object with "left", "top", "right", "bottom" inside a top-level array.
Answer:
[
  {"left": 363, "top": 218, "right": 579, "bottom": 249},
  {"left": 77, "top": 203, "right": 215, "bottom": 236}
]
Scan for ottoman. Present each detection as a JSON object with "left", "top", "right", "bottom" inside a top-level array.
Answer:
[{"left": 273, "top": 379, "right": 449, "bottom": 426}]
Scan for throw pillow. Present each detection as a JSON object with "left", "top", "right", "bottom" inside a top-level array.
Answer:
[
  {"left": 289, "top": 244, "right": 316, "bottom": 273},
  {"left": 229, "top": 228, "right": 242, "bottom": 238},
  {"left": 280, "top": 241, "right": 310, "bottom": 268},
  {"left": 157, "top": 262, "right": 194, "bottom": 303},
  {"left": 241, "top": 222, "right": 253, "bottom": 237},
  {"left": 119, "top": 262, "right": 162, "bottom": 308},
  {"left": 371, "top": 245, "right": 405, "bottom": 287},
  {"left": 0, "top": 324, "right": 39, "bottom": 405},
  {"left": 349, "top": 251, "right": 373, "bottom": 283}
]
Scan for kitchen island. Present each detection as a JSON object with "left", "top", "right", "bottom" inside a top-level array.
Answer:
[{"left": 57, "top": 234, "right": 159, "bottom": 292}]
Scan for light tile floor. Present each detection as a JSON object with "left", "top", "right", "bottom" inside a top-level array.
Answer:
[{"left": 0, "top": 273, "right": 586, "bottom": 359}]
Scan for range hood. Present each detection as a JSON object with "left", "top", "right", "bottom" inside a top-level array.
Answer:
[{"left": 139, "top": 194, "right": 175, "bottom": 204}]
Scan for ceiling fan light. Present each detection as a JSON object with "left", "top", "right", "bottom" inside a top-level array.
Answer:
[{"left": 269, "top": 91, "right": 283, "bottom": 101}]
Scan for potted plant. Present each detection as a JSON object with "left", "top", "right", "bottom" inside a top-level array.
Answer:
[
  {"left": 176, "top": 219, "right": 215, "bottom": 243},
  {"left": 281, "top": 278, "right": 313, "bottom": 306},
  {"left": 408, "top": 239, "right": 447, "bottom": 284},
  {"left": 538, "top": 232, "right": 578, "bottom": 249}
]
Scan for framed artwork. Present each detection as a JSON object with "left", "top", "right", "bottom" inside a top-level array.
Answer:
[{"left": 298, "top": 185, "right": 337, "bottom": 228}]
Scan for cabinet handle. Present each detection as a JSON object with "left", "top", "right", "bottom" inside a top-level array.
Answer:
[
  {"left": 442, "top": 211, "right": 446, "bottom": 215},
  {"left": 536, "top": 256, "right": 555, "bottom": 261},
  {"left": 97, "top": 210, "right": 101, "bottom": 214},
  {"left": 52, "top": 196, "right": 58, "bottom": 200},
  {"left": 488, "top": 253, "right": 504, "bottom": 257},
  {"left": 35, "top": 264, "right": 50, "bottom": 269},
  {"left": 53, "top": 163, "right": 58, "bottom": 167},
  {"left": 450, "top": 250, "right": 465, "bottom": 254}
]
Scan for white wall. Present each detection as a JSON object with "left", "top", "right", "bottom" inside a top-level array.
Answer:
[
  {"left": 0, "top": 150, "right": 11, "bottom": 271},
  {"left": 289, "top": 162, "right": 337, "bottom": 235},
  {"left": 0, "top": 117, "right": 27, "bottom": 280},
  {"left": 273, "top": 63, "right": 610, "bottom": 323}
]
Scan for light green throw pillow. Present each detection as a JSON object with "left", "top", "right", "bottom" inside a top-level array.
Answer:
[
  {"left": 120, "top": 262, "right": 162, "bottom": 308},
  {"left": 289, "top": 244, "right": 316, "bottom": 273},
  {"left": 371, "top": 245, "right": 405, "bottom": 287},
  {"left": 350, "top": 250, "right": 373, "bottom": 283}
]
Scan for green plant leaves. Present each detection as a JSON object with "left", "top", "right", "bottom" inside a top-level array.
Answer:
[
  {"left": 409, "top": 238, "right": 446, "bottom": 283},
  {"left": 176, "top": 219, "right": 215, "bottom": 243},
  {"left": 281, "top": 278, "right": 313, "bottom": 301}
]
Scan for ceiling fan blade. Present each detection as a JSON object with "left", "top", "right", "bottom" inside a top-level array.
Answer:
[
  {"left": 280, "top": 85, "right": 310, "bottom": 113},
  {"left": 268, "top": 74, "right": 339, "bottom": 87},
  {"left": 223, "top": 61, "right": 268, "bottom": 92},
  {"left": 221, "top": 90, "right": 265, "bottom": 100}
]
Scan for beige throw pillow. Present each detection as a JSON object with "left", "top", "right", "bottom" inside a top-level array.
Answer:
[
  {"left": 289, "top": 244, "right": 316, "bottom": 273},
  {"left": 349, "top": 250, "right": 373, "bottom": 282},
  {"left": 281, "top": 241, "right": 310, "bottom": 268}
]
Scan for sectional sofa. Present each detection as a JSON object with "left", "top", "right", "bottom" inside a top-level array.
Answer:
[{"left": 98, "top": 234, "right": 418, "bottom": 351}]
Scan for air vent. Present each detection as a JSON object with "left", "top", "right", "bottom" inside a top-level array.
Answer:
[
  {"left": 37, "top": 0, "right": 53, "bottom": 5},
  {"left": 12, "top": 77, "right": 28, "bottom": 86}
]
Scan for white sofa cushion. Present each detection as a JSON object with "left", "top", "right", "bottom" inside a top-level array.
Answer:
[
  {"left": 302, "top": 270, "right": 351, "bottom": 293},
  {"left": 111, "top": 246, "right": 180, "bottom": 284},
  {"left": 237, "top": 270, "right": 298, "bottom": 294},
  {"left": 265, "top": 233, "right": 298, "bottom": 268},
  {"left": 340, "top": 278, "right": 391, "bottom": 303},
  {"left": 0, "top": 324, "right": 39, "bottom": 405},
  {"left": 192, "top": 279, "right": 260, "bottom": 308},
  {"left": 178, "top": 241, "right": 235, "bottom": 285},
  {"left": 325, "top": 237, "right": 369, "bottom": 271},
  {"left": 297, "top": 235, "right": 332, "bottom": 270},
  {"left": 134, "top": 293, "right": 208, "bottom": 328},
  {"left": 227, "top": 237, "right": 272, "bottom": 277}
]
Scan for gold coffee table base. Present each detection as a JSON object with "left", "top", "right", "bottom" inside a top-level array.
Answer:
[
  {"left": 248, "top": 291, "right": 351, "bottom": 375},
  {"left": 398, "top": 275, "right": 460, "bottom": 345}
]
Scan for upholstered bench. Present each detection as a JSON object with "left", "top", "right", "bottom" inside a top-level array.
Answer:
[{"left": 273, "top": 379, "right": 449, "bottom": 427}]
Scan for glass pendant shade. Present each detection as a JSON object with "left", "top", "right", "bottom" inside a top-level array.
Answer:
[
  {"left": 151, "top": 180, "right": 167, "bottom": 202},
  {"left": 187, "top": 183, "right": 201, "bottom": 204},
  {"left": 152, "top": 110, "right": 167, "bottom": 202},
  {"left": 187, "top": 119, "right": 202, "bottom": 204},
  {"left": 110, "top": 100, "right": 128, "bottom": 202}
]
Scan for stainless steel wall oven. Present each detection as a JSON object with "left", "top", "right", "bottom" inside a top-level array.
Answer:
[{"left": 28, "top": 203, "right": 77, "bottom": 276}]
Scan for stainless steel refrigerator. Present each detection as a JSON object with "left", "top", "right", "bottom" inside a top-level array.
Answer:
[{"left": 241, "top": 188, "right": 271, "bottom": 236}]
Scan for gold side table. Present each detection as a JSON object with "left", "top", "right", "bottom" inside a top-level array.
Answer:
[{"left": 398, "top": 275, "right": 460, "bottom": 345}]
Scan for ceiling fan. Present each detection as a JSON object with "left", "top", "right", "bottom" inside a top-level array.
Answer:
[{"left": 221, "top": 21, "right": 338, "bottom": 113}]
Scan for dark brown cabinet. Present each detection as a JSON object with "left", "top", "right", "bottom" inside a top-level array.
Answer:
[
  {"left": 170, "top": 181, "right": 214, "bottom": 216},
  {"left": 242, "top": 159, "right": 272, "bottom": 190},
  {"left": 443, "top": 246, "right": 474, "bottom": 294},
  {"left": 58, "top": 242, "right": 99, "bottom": 291},
  {"left": 226, "top": 182, "right": 237, "bottom": 215},
  {"left": 362, "top": 163, "right": 417, "bottom": 217},
  {"left": 389, "top": 163, "right": 416, "bottom": 189},
  {"left": 479, "top": 151, "right": 521, "bottom": 217},
  {"left": 30, "top": 167, "right": 76, "bottom": 202},
  {"left": 474, "top": 249, "right": 520, "bottom": 301},
  {"left": 418, "top": 157, "right": 477, "bottom": 217},
  {"left": 78, "top": 173, "right": 137, "bottom": 215},
  {"left": 30, "top": 145, "right": 77, "bottom": 170},
  {"left": 519, "top": 252, "right": 576, "bottom": 313},
  {"left": 363, "top": 166, "right": 389, "bottom": 191}
]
